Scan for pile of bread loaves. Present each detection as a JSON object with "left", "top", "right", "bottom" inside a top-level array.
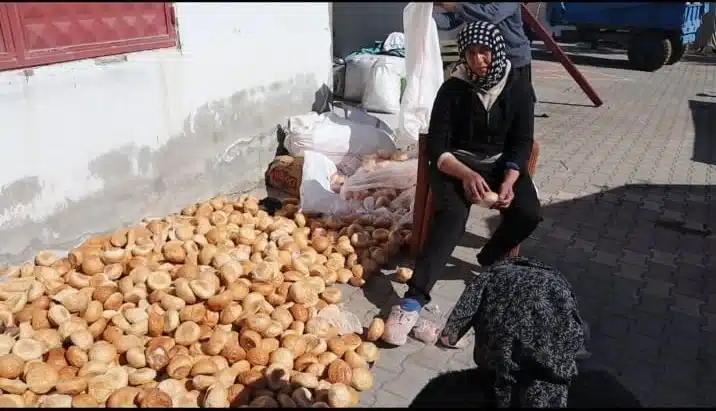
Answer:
[{"left": 0, "top": 194, "right": 414, "bottom": 408}]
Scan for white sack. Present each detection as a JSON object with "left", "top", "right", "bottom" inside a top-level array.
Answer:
[
  {"left": 361, "top": 56, "right": 405, "bottom": 114},
  {"left": 344, "top": 54, "right": 405, "bottom": 102},
  {"left": 284, "top": 111, "right": 396, "bottom": 163},
  {"left": 397, "top": 2, "right": 445, "bottom": 148}
]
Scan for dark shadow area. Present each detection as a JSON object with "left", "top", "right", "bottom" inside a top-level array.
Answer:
[
  {"left": 689, "top": 99, "right": 716, "bottom": 166},
  {"left": 682, "top": 53, "right": 716, "bottom": 65},
  {"left": 538, "top": 100, "right": 595, "bottom": 108},
  {"left": 362, "top": 251, "right": 481, "bottom": 321},
  {"left": 537, "top": 42, "right": 628, "bottom": 56},
  {"left": 409, "top": 367, "right": 642, "bottom": 408},
  {"left": 532, "top": 48, "right": 631, "bottom": 70},
  {"left": 361, "top": 211, "right": 496, "bottom": 322},
  {"left": 474, "top": 183, "right": 715, "bottom": 407},
  {"left": 696, "top": 92, "right": 716, "bottom": 98}
]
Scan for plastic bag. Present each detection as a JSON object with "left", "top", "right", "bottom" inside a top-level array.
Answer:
[
  {"left": 317, "top": 305, "right": 363, "bottom": 336},
  {"left": 361, "top": 56, "right": 405, "bottom": 114},
  {"left": 411, "top": 304, "right": 445, "bottom": 344},
  {"left": 340, "top": 159, "right": 418, "bottom": 197},
  {"left": 338, "top": 160, "right": 418, "bottom": 227},
  {"left": 299, "top": 150, "right": 351, "bottom": 215},
  {"left": 397, "top": 2, "right": 445, "bottom": 148},
  {"left": 284, "top": 111, "right": 396, "bottom": 165},
  {"left": 383, "top": 32, "right": 406, "bottom": 52}
]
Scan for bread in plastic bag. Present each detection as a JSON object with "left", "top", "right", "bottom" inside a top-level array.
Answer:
[
  {"left": 337, "top": 159, "right": 418, "bottom": 226},
  {"left": 340, "top": 159, "right": 418, "bottom": 197}
]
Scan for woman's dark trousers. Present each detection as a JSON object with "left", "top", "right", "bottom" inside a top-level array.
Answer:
[{"left": 405, "top": 166, "right": 541, "bottom": 305}]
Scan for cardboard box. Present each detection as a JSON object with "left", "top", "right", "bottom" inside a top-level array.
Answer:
[{"left": 265, "top": 155, "right": 303, "bottom": 198}]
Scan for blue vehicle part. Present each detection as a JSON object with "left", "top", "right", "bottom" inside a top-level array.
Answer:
[{"left": 547, "top": 3, "right": 707, "bottom": 44}]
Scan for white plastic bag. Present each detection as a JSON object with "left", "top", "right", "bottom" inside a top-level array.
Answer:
[
  {"left": 397, "top": 2, "right": 445, "bottom": 148},
  {"left": 317, "top": 305, "right": 363, "bottom": 335},
  {"left": 361, "top": 56, "right": 405, "bottom": 114},
  {"left": 284, "top": 111, "right": 396, "bottom": 164},
  {"left": 340, "top": 159, "right": 418, "bottom": 197},
  {"left": 338, "top": 160, "right": 418, "bottom": 227},
  {"left": 383, "top": 32, "right": 406, "bottom": 52},
  {"left": 299, "top": 150, "right": 351, "bottom": 215}
]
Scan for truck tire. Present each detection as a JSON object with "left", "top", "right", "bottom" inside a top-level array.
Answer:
[
  {"left": 666, "top": 37, "right": 685, "bottom": 65},
  {"left": 627, "top": 34, "right": 672, "bottom": 72}
]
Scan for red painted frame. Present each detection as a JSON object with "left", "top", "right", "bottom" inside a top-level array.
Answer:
[
  {"left": 0, "top": 2, "right": 177, "bottom": 71},
  {"left": 0, "top": 4, "right": 21, "bottom": 69}
]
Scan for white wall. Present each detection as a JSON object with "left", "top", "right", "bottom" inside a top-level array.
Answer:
[{"left": 0, "top": 2, "right": 333, "bottom": 263}]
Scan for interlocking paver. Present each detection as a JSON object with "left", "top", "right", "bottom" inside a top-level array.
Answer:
[{"left": 343, "top": 48, "right": 716, "bottom": 407}]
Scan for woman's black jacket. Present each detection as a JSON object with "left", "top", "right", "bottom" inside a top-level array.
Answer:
[{"left": 426, "top": 69, "right": 535, "bottom": 173}]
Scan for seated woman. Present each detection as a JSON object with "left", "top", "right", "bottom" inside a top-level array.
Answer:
[{"left": 383, "top": 21, "right": 541, "bottom": 346}]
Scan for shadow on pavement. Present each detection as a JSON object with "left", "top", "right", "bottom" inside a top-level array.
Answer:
[
  {"left": 358, "top": 181, "right": 716, "bottom": 406},
  {"left": 363, "top": 251, "right": 481, "bottom": 321},
  {"left": 532, "top": 48, "right": 631, "bottom": 70},
  {"left": 682, "top": 53, "right": 716, "bottom": 65},
  {"left": 476, "top": 183, "right": 715, "bottom": 407},
  {"left": 690, "top": 99, "right": 716, "bottom": 166},
  {"left": 538, "top": 100, "right": 595, "bottom": 108}
]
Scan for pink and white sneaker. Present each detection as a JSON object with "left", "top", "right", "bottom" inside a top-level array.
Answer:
[{"left": 381, "top": 305, "right": 420, "bottom": 346}]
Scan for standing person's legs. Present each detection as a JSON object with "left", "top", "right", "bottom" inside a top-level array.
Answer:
[
  {"left": 525, "top": 63, "right": 536, "bottom": 102},
  {"left": 382, "top": 168, "right": 472, "bottom": 346},
  {"left": 514, "top": 63, "right": 536, "bottom": 102},
  {"left": 477, "top": 172, "right": 541, "bottom": 266}
]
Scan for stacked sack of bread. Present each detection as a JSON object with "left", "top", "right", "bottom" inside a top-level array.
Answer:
[
  {"left": 0, "top": 194, "right": 411, "bottom": 408},
  {"left": 328, "top": 150, "right": 416, "bottom": 226}
]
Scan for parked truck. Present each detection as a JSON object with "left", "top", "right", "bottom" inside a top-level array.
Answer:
[{"left": 547, "top": 2, "right": 709, "bottom": 71}]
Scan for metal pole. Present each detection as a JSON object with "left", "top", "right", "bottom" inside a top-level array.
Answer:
[{"left": 520, "top": 4, "right": 604, "bottom": 107}]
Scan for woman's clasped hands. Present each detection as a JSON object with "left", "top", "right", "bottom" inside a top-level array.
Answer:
[{"left": 461, "top": 171, "right": 514, "bottom": 209}]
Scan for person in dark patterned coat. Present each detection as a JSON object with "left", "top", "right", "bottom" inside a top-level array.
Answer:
[{"left": 436, "top": 257, "right": 592, "bottom": 407}]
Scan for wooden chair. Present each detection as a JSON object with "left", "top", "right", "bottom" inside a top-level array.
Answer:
[{"left": 410, "top": 135, "right": 541, "bottom": 257}]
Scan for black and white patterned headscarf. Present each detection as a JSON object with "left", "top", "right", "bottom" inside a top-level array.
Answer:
[{"left": 456, "top": 21, "right": 508, "bottom": 91}]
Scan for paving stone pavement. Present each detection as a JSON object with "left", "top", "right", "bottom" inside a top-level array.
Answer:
[{"left": 342, "top": 49, "right": 716, "bottom": 407}]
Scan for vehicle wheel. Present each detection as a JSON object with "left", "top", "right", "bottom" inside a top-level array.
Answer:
[
  {"left": 666, "top": 37, "right": 685, "bottom": 65},
  {"left": 627, "top": 34, "right": 672, "bottom": 72}
]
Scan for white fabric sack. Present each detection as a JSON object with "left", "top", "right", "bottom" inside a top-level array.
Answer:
[
  {"left": 397, "top": 2, "right": 445, "bottom": 148},
  {"left": 343, "top": 54, "right": 381, "bottom": 102},
  {"left": 361, "top": 56, "right": 405, "bottom": 114},
  {"left": 284, "top": 111, "right": 396, "bottom": 163},
  {"left": 344, "top": 54, "right": 405, "bottom": 103}
]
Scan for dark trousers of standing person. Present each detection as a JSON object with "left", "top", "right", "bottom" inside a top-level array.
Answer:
[
  {"left": 513, "top": 63, "right": 536, "bottom": 102},
  {"left": 405, "top": 165, "right": 541, "bottom": 305}
]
